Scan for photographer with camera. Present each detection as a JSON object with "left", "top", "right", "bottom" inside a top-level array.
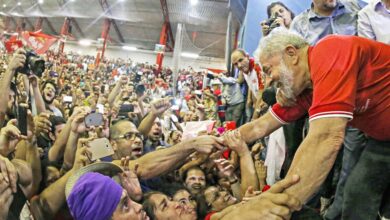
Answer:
[
  {"left": 0, "top": 49, "right": 26, "bottom": 127},
  {"left": 261, "top": 1, "right": 295, "bottom": 36}
]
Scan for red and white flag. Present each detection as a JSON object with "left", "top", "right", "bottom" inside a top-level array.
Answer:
[{"left": 21, "top": 31, "right": 58, "bottom": 54}]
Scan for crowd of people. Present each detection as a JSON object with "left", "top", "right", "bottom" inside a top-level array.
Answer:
[{"left": 0, "top": 0, "right": 389, "bottom": 219}]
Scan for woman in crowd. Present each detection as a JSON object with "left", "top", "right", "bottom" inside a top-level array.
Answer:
[{"left": 261, "top": 1, "right": 295, "bottom": 36}]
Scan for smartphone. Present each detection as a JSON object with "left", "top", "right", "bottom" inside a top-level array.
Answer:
[
  {"left": 87, "top": 138, "right": 114, "bottom": 161},
  {"left": 119, "top": 104, "right": 134, "bottom": 113},
  {"left": 84, "top": 112, "right": 104, "bottom": 128},
  {"left": 63, "top": 96, "right": 73, "bottom": 103},
  {"left": 96, "top": 104, "right": 104, "bottom": 114},
  {"left": 17, "top": 106, "right": 28, "bottom": 136}
]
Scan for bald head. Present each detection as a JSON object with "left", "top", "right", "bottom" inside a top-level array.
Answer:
[{"left": 109, "top": 120, "right": 137, "bottom": 140}]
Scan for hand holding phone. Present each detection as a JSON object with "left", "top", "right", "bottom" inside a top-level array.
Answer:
[
  {"left": 87, "top": 138, "right": 114, "bottom": 161},
  {"left": 17, "top": 106, "right": 28, "bottom": 136},
  {"left": 84, "top": 112, "right": 104, "bottom": 128}
]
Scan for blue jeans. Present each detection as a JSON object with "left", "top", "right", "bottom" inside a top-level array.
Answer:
[{"left": 324, "top": 127, "right": 366, "bottom": 220}]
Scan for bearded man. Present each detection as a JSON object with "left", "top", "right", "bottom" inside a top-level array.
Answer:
[
  {"left": 41, "top": 81, "right": 62, "bottom": 117},
  {"left": 237, "top": 28, "right": 390, "bottom": 219}
]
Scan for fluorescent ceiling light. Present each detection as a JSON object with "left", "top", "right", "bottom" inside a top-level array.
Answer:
[
  {"left": 122, "top": 46, "right": 137, "bottom": 51},
  {"left": 17, "top": 2, "right": 21, "bottom": 6},
  {"left": 38, "top": 0, "right": 44, "bottom": 4},
  {"left": 190, "top": 0, "right": 198, "bottom": 6},
  {"left": 181, "top": 52, "right": 199, "bottom": 58},
  {"left": 78, "top": 39, "right": 92, "bottom": 46},
  {"left": 2, "top": 4, "right": 6, "bottom": 8}
]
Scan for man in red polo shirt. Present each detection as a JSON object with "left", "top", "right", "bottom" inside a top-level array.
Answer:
[{"left": 236, "top": 28, "right": 389, "bottom": 219}]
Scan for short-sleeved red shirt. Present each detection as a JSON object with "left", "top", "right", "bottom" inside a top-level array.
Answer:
[{"left": 271, "top": 35, "right": 390, "bottom": 141}]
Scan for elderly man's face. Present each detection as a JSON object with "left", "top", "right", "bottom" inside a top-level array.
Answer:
[
  {"left": 231, "top": 51, "right": 250, "bottom": 73},
  {"left": 112, "top": 190, "right": 149, "bottom": 220},
  {"left": 260, "top": 54, "right": 300, "bottom": 101}
]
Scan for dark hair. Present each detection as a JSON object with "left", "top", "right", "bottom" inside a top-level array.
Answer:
[
  {"left": 49, "top": 116, "right": 66, "bottom": 134},
  {"left": 159, "top": 183, "right": 189, "bottom": 198},
  {"left": 142, "top": 192, "right": 162, "bottom": 220},
  {"left": 182, "top": 166, "right": 205, "bottom": 183},
  {"left": 41, "top": 80, "right": 58, "bottom": 95},
  {"left": 267, "top": 1, "right": 295, "bottom": 19}
]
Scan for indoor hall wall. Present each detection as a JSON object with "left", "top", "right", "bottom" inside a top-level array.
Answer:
[{"left": 63, "top": 42, "right": 226, "bottom": 71}]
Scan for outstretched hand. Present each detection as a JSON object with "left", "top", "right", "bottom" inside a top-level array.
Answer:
[{"left": 119, "top": 157, "right": 142, "bottom": 202}]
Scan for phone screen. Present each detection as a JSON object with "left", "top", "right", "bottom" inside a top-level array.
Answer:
[
  {"left": 84, "top": 112, "right": 104, "bottom": 128},
  {"left": 63, "top": 96, "right": 73, "bottom": 103},
  {"left": 17, "top": 106, "right": 28, "bottom": 136}
]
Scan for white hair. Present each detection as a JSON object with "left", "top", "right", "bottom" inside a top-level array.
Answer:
[{"left": 254, "top": 27, "right": 308, "bottom": 61}]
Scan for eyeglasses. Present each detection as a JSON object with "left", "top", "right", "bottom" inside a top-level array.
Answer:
[{"left": 114, "top": 132, "right": 144, "bottom": 141}]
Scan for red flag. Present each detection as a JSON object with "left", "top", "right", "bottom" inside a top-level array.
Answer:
[
  {"left": 5, "top": 39, "right": 23, "bottom": 53},
  {"left": 21, "top": 31, "right": 58, "bottom": 54}
]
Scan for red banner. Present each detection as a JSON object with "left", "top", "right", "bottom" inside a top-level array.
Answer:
[
  {"left": 4, "top": 35, "right": 23, "bottom": 53},
  {"left": 21, "top": 31, "right": 58, "bottom": 54}
]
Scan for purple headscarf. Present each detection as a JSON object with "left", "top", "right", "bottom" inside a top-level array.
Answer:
[{"left": 67, "top": 172, "right": 123, "bottom": 220}]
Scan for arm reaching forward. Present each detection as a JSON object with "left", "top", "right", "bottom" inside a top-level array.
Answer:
[{"left": 284, "top": 117, "right": 347, "bottom": 203}]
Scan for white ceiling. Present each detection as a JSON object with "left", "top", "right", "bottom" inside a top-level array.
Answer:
[{"left": 0, "top": 0, "right": 235, "bottom": 58}]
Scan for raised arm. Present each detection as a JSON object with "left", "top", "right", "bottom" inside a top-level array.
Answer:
[
  {"left": 29, "top": 75, "right": 46, "bottom": 114},
  {"left": 224, "top": 130, "right": 259, "bottom": 194},
  {"left": 118, "top": 135, "right": 224, "bottom": 180},
  {"left": 30, "top": 139, "right": 91, "bottom": 219},
  {"left": 284, "top": 117, "right": 347, "bottom": 203},
  {"left": 108, "top": 76, "right": 127, "bottom": 107},
  {"left": 238, "top": 111, "right": 282, "bottom": 144},
  {"left": 62, "top": 109, "right": 90, "bottom": 170},
  {"left": 137, "top": 98, "right": 171, "bottom": 137},
  {"left": 0, "top": 49, "right": 26, "bottom": 125},
  {"left": 48, "top": 114, "right": 73, "bottom": 162}
]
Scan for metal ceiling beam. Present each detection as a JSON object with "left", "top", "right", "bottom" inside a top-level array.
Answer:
[
  {"left": 35, "top": 17, "right": 43, "bottom": 31},
  {"left": 9, "top": 17, "right": 18, "bottom": 32},
  {"left": 159, "top": 0, "right": 175, "bottom": 48},
  {"left": 25, "top": 18, "right": 34, "bottom": 31},
  {"left": 4, "top": 17, "right": 11, "bottom": 32},
  {"left": 43, "top": 18, "right": 58, "bottom": 35},
  {"left": 55, "top": 0, "right": 85, "bottom": 39},
  {"left": 99, "top": 0, "right": 125, "bottom": 44},
  {"left": 100, "top": 18, "right": 111, "bottom": 62},
  {"left": 70, "top": 18, "right": 85, "bottom": 39}
]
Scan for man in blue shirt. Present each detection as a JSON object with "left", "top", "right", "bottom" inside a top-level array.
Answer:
[{"left": 290, "top": 0, "right": 361, "bottom": 45}]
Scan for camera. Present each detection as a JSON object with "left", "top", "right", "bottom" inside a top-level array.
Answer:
[
  {"left": 17, "top": 50, "right": 45, "bottom": 77},
  {"left": 264, "top": 15, "right": 281, "bottom": 36}
]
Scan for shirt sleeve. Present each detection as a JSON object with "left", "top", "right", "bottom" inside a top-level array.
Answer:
[
  {"left": 358, "top": 7, "right": 376, "bottom": 40},
  {"left": 308, "top": 38, "right": 358, "bottom": 122},
  {"left": 220, "top": 76, "right": 236, "bottom": 85},
  {"left": 270, "top": 90, "right": 312, "bottom": 124}
]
